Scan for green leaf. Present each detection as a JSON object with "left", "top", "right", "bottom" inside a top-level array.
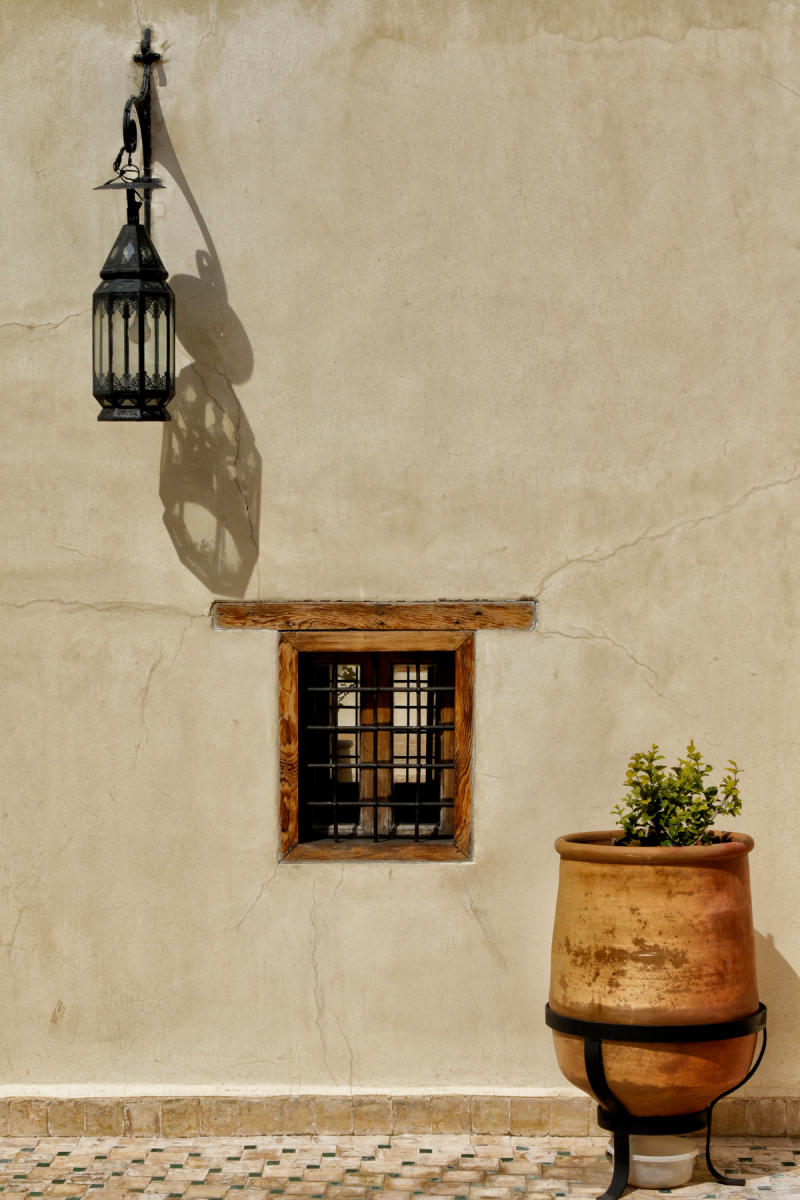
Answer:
[{"left": 613, "top": 741, "right": 743, "bottom": 846}]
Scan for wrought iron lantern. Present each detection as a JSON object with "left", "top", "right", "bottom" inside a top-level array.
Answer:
[{"left": 93, "top": 29, "right": 175, "bottom": 421}]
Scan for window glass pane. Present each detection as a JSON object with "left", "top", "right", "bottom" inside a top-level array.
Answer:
[
  {"left": 334, "top": 664, "right": 359, "bottom": 784},
  {"left": 393, "top": 663, "right": 428, "bottom": 783}
]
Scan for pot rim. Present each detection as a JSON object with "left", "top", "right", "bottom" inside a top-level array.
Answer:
[{"left": 555, "top": 829, "right": 754, "bottom": 863}]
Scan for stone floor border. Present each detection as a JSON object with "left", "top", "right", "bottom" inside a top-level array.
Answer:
[{"left": 0, "top": 1096, "right": 797, "bottom": 1139}]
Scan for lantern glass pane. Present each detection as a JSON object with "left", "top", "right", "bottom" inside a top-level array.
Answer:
[
  {"left": 169, "top": 298, "right": 175, "bottom": 387},
  {"left": 110, "top": 298, "right": 135, "bottom": 387},
  {"left": 144, "top": 297, "right": 160, "bottom": 386},
  {"left": 93, "top": 301, "right": 108, "bottom": 382}
]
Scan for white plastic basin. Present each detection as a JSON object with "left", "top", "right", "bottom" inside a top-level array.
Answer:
[{"left": 606, "top": 1134, "right": 699, "bottom": 1189}]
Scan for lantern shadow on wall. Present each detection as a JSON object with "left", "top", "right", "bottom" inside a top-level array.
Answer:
[{"left": 152, "top": 92, "right": 261, "bottom": 597}]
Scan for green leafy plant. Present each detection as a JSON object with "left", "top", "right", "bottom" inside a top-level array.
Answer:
[{"left": 612, "top": 741, "right": 741, "bottom": 846}]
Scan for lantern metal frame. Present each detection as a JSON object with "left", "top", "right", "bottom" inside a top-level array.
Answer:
[{"left": 92, "top": 28, "right": 175, "bottom": 422}]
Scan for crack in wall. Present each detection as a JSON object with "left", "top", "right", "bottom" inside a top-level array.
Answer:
[
  {"left": 308, "top": 880, "right": 337, "bottom": 1085},
  {"left": 0, "top": 310, "right": 90, "bottom": 334},
  {"left": 10, "top": 828, "right": 76, "bottom": 895},
  {"left": 308, "top": 869, "right": 349, "bottom": 1086},
  {"left": 0, "top": 600, "right": 206, "bottom": 621},
  {"left": 229, "top": 1051, "right": 287, "bottom": 1073},
  {"left": 534, "top": 467, "right": 800, "bottom": 597},
  {"left": 740, "top": 65, "right": 800, "bottom": 101},
  {"left": 332, "top": 1010, "right": 354, "bottom": 1089},
  {"left": 713, "top": 38, "right": 800, "bottom": 103},
  {"left": 172, "top": 617, "right": 194, "bottom": 662},
  {"left": 235, "top": 863, "right": 278, "bottom": 930},
  {"left": 547, "top": 625, "right": 658, "bottom": 679},
  {"left": 328, "top": 863, "right": 345, "bottom": 911},
  {"left": 197, "top": 0, "right": 219, "bottom": 54},
  {"left": 457, "top": 869, "right": 508, "bottom": 971},
  {"left": 132, "top": 646, "right": 166, "bottom": 771},
  {"left": 132, "top": 617, "right": 195, "bottom": 771},
  {"left": 56, "top": 545, "right": 102, "bottom": 561},
  {"left": 1, "top": 905, "right": 35, "bottom": 957},
  {"left": 538, "top": 628, "right": 704, "bottom": 725}
]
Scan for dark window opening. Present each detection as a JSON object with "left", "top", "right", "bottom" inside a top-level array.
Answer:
[{"left": 298, "top": 652, "right": 457, "bottom": 843}]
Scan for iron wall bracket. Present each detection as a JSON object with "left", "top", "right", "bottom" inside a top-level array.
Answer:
[{"left": 95, "top": 28, "right": 163, "bottom": 230}]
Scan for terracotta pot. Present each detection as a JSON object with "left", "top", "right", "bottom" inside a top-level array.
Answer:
[{"left": 549, "top": 831, "right": 759, "bottom": 1117}]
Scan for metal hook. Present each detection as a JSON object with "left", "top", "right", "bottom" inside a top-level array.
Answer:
[
  {"left": 122, "top": 96, "right": 138, "bottom": 158},
  {"left": 104, "top": 27, "right": 163, "bottom": 231}
]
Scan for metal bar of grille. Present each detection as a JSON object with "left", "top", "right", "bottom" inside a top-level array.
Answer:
[
  {"left": 372, "top": 655, "right": 379, "bottom": 841},
  {"left": 305, "top": 799, "right": 455, "bottom": 808},
  {"left": 306, "top": 761, "right": 454, "bottom": 770},
  {"left": 307, "top": 722, "right": 454, "bottom": 733},
  {"left": 398, "top": 663, "right": 407, "bottom": 793},
  {"left": 414, "top": 659, "right": 421, "bottom": 841},
  {"left": 306, "top": 684, "right": 454, "bottom": 693},
  {"left": 331, "top": 663, "right": 339, "bottom": 842},
  {"left": 358, "top": 657, "right": 374, "bottom": 839}
]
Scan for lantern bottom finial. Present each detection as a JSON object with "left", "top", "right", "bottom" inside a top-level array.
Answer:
[{"left": 98, "top": 408, "right": 171, "bottom": 422}]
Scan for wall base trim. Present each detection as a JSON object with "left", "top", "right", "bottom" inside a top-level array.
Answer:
[{"left": 0, "top": 1094, "right": 797, "bottom": 1138}]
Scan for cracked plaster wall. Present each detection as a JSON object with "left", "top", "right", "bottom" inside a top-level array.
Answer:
[{"left": 1, "top": 0, "right": 799, "bottom": 1096}]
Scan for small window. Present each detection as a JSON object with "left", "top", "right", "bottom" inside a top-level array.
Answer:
[
  {"left": 212, "top": 599, "right": 534, "bottom": 860},
  {"left": 279, "top": 632, "right": 473, "bottom": 861}
]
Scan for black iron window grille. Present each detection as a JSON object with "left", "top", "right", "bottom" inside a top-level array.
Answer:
[
  {"left": 279, "top": 630, "right": 473, "bottom": 861},
  {"left": 298, "top": 652, "right": 457, "bottom": 843}
]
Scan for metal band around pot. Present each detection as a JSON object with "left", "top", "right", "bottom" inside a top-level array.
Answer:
[
  {"left": 546, "top": 1004, "right": 768, "bottom": 1200},
  {"left": 545, "top": 1002, "right": 766, "bottom": 1043}
]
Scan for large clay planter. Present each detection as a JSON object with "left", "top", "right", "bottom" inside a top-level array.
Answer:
[{"left": 549, "top": 831, "right": 759, "bottom": 1117}]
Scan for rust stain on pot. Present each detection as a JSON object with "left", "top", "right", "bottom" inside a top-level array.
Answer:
[
  {"left": 589, "top": 945, "right": 633, "bottom": 965},
  {"left": 593, "top": 968, "right": 622, "bottom": 991},
  {"left": 631, "top": 937, "right": 689, "bottom": 968},
  {"left": 561, "top": 937, "right": 688, "bottom": 974}
]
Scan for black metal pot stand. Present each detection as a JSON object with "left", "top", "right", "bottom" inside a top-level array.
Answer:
[{"left": 545, "top": 1003, "right": 767, "bottom": 1200}]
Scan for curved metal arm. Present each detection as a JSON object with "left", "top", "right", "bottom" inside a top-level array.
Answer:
[
  {"left": 131, "top": 29, "right": 160, "bottom": 178},
  {"left": 111, "top": 29, "right": 161, "bottom": 229}
]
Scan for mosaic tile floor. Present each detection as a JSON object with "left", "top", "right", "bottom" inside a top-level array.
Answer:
[{"left": 0, "top": 1135, "right": 797, "bottom": 1200}]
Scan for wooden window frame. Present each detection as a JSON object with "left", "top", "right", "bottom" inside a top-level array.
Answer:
[
  {"left": 212, "top": 599, "right": 535, "bottom": 864},
  {"left": 279, "top": 631, "right": 474, "bottom": 862}
]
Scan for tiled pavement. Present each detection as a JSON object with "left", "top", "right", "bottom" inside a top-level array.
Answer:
[{"left": 0, "top": 1135, "right": 798, "bottom": 1200}]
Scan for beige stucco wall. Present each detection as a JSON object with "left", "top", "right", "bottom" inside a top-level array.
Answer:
[{"left": 1, "top": 0, "right": 799, "bottom": 1098}]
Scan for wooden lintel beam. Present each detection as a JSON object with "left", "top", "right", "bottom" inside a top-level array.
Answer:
[{"left": 211, "top": 599, "right": 536, "bottom": 632}]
